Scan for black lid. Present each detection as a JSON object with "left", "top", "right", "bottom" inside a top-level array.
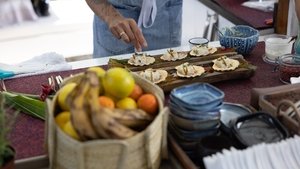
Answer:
[{"left": 229, "top": 112, "right": 289, "bottom": 148}]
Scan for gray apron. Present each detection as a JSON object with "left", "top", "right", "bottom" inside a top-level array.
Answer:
[{"left": 93, "top": 0, "right": 183, "bottom": 58}]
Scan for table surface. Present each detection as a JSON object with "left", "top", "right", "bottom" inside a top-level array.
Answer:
[
  {"left": 4, "top": 42, "right": 285, "bottom": 162},
  {"left": 198, "top": 0, "right": 274, "bottom": 30}
]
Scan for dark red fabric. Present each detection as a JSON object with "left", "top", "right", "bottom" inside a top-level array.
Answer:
[
  {"left": 214, "top": 0, "right": 273, "bottom": 29},
  {"left": 6, "top": 42, "right": 284, "bottom": 160}
]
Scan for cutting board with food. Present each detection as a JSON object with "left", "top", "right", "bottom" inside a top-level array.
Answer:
[{"left": 108, "top": 46, "right": 256, "bottom": 92}]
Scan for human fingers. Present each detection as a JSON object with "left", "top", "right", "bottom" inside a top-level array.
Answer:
[
  {"left": 128, "top": 20, "right": 148, "bottom": 48},
  {"left": 119, "top": 19, "right": 142, "bottom": 51},
  {"left": 109, "top": 20, "right": 130, "bottom": 42},
  {"left": 109, "top": 18, "right": 145, "bottom": 51}
]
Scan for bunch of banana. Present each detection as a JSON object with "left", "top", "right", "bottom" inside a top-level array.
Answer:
[{"left": 66, "top": 71, "right": 153, "bottom": 141}]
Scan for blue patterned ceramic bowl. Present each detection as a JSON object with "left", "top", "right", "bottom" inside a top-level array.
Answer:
[{"left": 219, "top": 25, "right": 259, "bottom": 55}]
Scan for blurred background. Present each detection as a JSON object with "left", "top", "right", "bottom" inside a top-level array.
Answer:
[
  {"left": 0, "top": 0, "right": 227, "bottom": 65},
  {"left": 0, "top": 0, "right": 294, "bottom": 65}
]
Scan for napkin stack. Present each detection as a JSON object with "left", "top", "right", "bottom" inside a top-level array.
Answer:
[
  {"left": 0, "top": 52, "right": 72, "bottom": 79},
  {"left": 204, "top": 135, "right": 300, "bottom": 169}
]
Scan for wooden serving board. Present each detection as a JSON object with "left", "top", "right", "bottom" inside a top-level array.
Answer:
[{"left": 108, "top": 48, "right": 256, "bottom": 92}]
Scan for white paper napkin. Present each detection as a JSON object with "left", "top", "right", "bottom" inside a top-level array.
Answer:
[
  {"left": 0, "top": 52, "right": 72, "bottom": 79},
  {"left": 204, "top": 136, "right": 300, "bottom": 169}
]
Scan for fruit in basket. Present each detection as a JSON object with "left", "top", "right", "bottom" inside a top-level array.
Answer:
[
  {"left": 67, "top": 73, "right": 99, "bottom": 140},
  {"left": 63, "top": 70, "right": 158, "bottom": 141},
  {"left": 86, "top": 71, "right": 137, "bottom": 139},
  {"left": 129, "top": 84, "right": 144, "bottom": 101},
  {"left": 63, "top": 121, "right": 80, "bottom": 140},
  {"left": 102, "top": 68, "right": 135, "bottom": 99},
  {"left": 87, "top": 67, "right": 106, "bottom": 95},
  {"left": 58, "top": 82, "right": 77, "bottom": 111},
  {"left": 98, "top": 96, "right": 115, "bottom": 109},
  {"left": 90, "top": 107, "right": 137, "bottom": 139},
  {"left": 67, "top": 71, "right": 137, "bottom": 140},
  {"left": 87, "top": 67, "right": 106, "bottom": 78},
  {"left": 55, "top": 111, "right": 71, "bottom": 129},
  {"left": 137, "top": 94, "right": 158, "bottom": 115},
  {"left": 116, "top": 97, "right": 137, "bottom": 109},
  {"left": 105, "top": 108, "right": 153, "bottom": 128}
]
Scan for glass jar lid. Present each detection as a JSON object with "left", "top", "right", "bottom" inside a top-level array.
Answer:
[{"left": 278, "top": 54, "right": 300, "bottom": 66}]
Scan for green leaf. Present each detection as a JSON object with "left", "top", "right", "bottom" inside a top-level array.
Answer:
[{"left": 1, "top": 92, "right": 45, "bottom": 120}]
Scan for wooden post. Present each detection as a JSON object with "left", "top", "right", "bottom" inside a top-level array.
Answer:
[{"left": 274, "top": 0, "right": 290, "bottom": 34}]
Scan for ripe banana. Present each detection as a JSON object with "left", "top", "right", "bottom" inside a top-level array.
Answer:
[
  {"left": 66, "top": 74, "right": 99, "bottom": 141},
  {"left": 106, "top": 108, "right": 154, "bottom": 129},
  {"left": 86, "top": 71, "right": 137, "bottom": 139}
]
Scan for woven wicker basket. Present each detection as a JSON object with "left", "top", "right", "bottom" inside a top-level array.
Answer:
[
  {"left": 46, "top": 72, "right": 168, "bottom": 169},
  {"left": 276, "top": 99, "right": 300, "bottom": 135}
]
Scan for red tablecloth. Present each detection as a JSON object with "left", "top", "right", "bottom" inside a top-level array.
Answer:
[
  {"left": 5, "top": 42, "right": 284, "bottom": 159},
  {"left": 214, "top": 0, "right": 273, "bottom": 30}
]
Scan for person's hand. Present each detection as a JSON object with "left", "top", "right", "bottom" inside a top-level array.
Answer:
[{"left": 108, "top": 16, "right": 148, "bottom": 52}]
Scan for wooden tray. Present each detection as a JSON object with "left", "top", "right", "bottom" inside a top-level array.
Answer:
[
  {"left": 259, "top": 85, "right": 300, "bottom": 116},
  {"left": 258, "top": 84, "right": 300, "bottom": 134},
  {"left": 108, "top": 49, "right": 256, "bottom": 92}
]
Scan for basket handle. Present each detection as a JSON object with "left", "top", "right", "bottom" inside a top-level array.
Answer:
[
  {"left": 45, "top": 99, "right": 55, "bottom": 168},
  {"left": 161, "top": 107, "right": 169, "bottom": 159},
  {"left": 276, "top": 99, "right": 300, "bottom": 127}
]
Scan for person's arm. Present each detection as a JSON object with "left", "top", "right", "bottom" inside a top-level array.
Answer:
[
  {"left": 85, "top": 0, "right": 147, "bottom": 52},
  {"left": 295, "top": 0, "right": 300, "bottom": 21}
]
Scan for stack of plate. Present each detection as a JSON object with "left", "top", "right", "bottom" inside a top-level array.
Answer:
[{"left": 168, "top": 83, "right": 225, "bottom": 159}]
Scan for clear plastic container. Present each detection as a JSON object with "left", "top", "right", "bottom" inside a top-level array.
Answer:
[
  {"left": 278, "top": 54, "right": 300, "bottom": 84},
  {"left": 265, "top": 34, "right": 293, "bottom": 62}
]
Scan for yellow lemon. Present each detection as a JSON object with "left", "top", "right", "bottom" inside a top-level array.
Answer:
[
  {"left": 116, "top": 97, "right": 137, "bottom": 109},
  {"left": 55, "top": 111, "right": 71, "bottom": 129},
  {"left": 63, "top": 121, "right": 80, "bottom": 140},
  {"left": 58, "top": 82, "right": 77, "bottom": 111},
  {"left": 103, "top": 68, "right": 135, "bottom": 99}
]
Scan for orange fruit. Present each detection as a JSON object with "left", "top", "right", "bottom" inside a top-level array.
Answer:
[
  {"left": 129, "top": 84, "right": 144, "bottom": 101},
  {"left": 99, "top": 96, "right": 115, "bottom": 109},
  {"left": 137, "top": 94, "right": 158, "bottom": 115}
]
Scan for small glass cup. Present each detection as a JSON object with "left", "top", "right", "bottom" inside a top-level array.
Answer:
[
  {"left": 188, "top": 37, "right": 209, "bottom": 49},
  {"left": 264, "top": 34, "right": 293, "bottom": 63},
  {"left": 278, "top": 54, "right": 300, "bottom": 84}
]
